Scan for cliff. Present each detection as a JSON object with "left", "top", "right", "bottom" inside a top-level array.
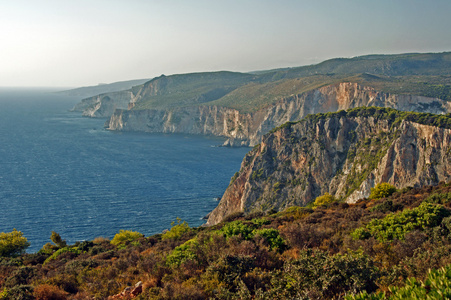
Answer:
[
  {"left": 59, "top": 78, "right": 150, "bottom": 98},
  {"left": 71, "top": 90, "right": 135, "bottom": 118},
  {"left": 206, "top": 107, "right": 451, "bottom": 225},
  {"left": 105, "top": 82, "right": 451, "bottom": 146}
]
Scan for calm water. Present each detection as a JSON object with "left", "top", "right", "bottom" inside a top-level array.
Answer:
[{"left": 0, "top": 88, "right": 249, "bottom": 252}]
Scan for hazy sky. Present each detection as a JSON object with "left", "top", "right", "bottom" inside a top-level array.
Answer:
[{"left": 1, "top": 0, "right": 450, "bottom": 87}]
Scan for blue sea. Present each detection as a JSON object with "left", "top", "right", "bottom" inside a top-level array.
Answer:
[{"left": 0, "top": 88, "right": 249, "bottom": 252}]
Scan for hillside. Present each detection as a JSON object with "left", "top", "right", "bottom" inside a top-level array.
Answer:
[
  {"left": 260, "top": 52, "right": 451, "bottom": 81},
  {"left": 1, "top": 181, "right": 451, "bottom": 299},
  {"left": 74, "top": 52, "right": 451, "bottom": 117},
  {"left": 105, "top": 82, "right": 451, "bottom": 147},
  {"left": 67, "top": 52, "right": 451, "bottom": 146},
  {"left": 58, "top": 78, "right": 150, "bottom": 98},
  {"left": 207, "top": 107, "right": 451, "bottom": 225}
]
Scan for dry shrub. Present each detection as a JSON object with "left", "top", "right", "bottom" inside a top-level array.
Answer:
[
  {"left": 142, "top": 276, "right": 159, "bottom": 291},
  {"left": 93, "top": 236, "right": 110, "bottom": 244},
  {"left": 33, "top": 284, "right": 68, "bottom": 300}
]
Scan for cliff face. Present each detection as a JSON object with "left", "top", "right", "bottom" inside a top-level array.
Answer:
[
  {"left": 206, "top": 108, "right": 451, "bottom": 225},
  {"left": 71, "top": 91, "right": 135, "bottom": 118},
  {"left": 105, "top": 82, "right": 451, "bottom": 146}
]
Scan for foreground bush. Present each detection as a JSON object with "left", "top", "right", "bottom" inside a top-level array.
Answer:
[
  {"left": 268, "top": 249, "right": 380, "bottom": 299},
  {"left": 347, "top": 264, "right": 451, "bottom": 299}
]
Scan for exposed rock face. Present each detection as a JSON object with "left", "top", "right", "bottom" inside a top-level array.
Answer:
[
  {"left": 206, "top": 108, "right": 451, "bottom": 225},
  {"left": 71, "top": 90, "right": 134, "bottom": 118},
  {"left": 105, "top": 83, "right": 451, "bottom": 146}
]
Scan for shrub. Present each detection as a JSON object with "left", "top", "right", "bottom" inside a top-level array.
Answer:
[
  {"left": 0, "top": 285, "right": 34, "bottom": 300},
  {"left": 251, "top": 217, "right": 271, "bottom": 226},
  {"left": 254, "top": 228, "right": 286, "bottom": 252},
  {"left": 0, "top": 229, "right": 30, "bottom": 257},
  {"left": 221, "top": 221, "right": 254, "bottom": 240},
  {"left": 33, "top": 284, "right": 68, "bottom": 300},
  {"left": 346, "top": 264, "right": 451, "bottom": 299},
  {"left": 269, "top": 249, "right": 380, "bottom": 299},
  {"left": 369, "top": 183, "right": 397, "bottom": 200},
  {"left": 166, "top": 238, "right": 199, "bottom": 267},
  {"left": 3, "top": 266, "right": 36, "bottom": 288},
  {"left": 110, "top": 230, "right": 143, "bottom": 246},
  {"left": 352, "top": 202, "right": 450, "bottom": 242},
  {"left": 313, "top": 192, "right": 336, "bottom": 208},
  {"left": 43, "top": 247, "right": 81, "bottom": 265},
  {"left": 425, "top": 192, "right": 451, "bottom": 204},
  {"left": 161, "top": 218, "right": 190, "bottom": 240}
]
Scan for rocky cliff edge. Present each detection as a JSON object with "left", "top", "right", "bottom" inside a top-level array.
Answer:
[
  {"left": 206, "top": 107, "right": 451, "bottom": 225},
  {"left": 105, "top": 82, "right": 451, "bottom": 146}
]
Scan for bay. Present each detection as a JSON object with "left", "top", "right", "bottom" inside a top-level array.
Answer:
[{"left": 0, "top": 88, "right": 249, "bottom": 252}]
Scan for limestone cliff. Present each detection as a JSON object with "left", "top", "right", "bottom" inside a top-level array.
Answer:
[
  {"left": 71, "top": 90, "right": 135, "bottom": 118},
  {"left": 206, "top": 107, "right": 451, "bottom": 225},
  {"left": 105, "top": 82, "right": 451, "bottom": 146}
]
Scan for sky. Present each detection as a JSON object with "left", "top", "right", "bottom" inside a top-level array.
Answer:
[{"left": 1, "top": 0, "right": 451, "bottom": 88}]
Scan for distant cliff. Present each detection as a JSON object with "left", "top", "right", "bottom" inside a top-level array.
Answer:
[
  {"left": 105, "top": 82, "right": 451, "bottom": 146},
  {"left": 72, "top": 90, "right": 134, "bottom": 118},
  {"left": 206, "top": 107, "right": 451, "bottom": 225},
  {"left": 60, "top": 78, "right": 150, "bottom": 98}
]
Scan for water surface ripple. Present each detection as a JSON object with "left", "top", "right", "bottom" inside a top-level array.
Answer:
[{"left": 0, "top": 88, "right": 249, "bottom": 252}]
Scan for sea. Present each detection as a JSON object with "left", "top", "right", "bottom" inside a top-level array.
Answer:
[{"left": 0, "top": 88, "right": 249, "bottom": 253}]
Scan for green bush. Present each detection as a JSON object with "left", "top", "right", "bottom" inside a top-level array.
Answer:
[
  {"left": 369, "top": 183, "right": 397, "bottom": 199},
  {"left": 254, "top": 228, "right": 286, "bottom": 252},
  {"left": 0, "top": 229, "right": 30, "bottom": 257},
  {"left": 313, "top": 192, "right": 336, "bottom": 208},
  {"left": 346, "top": 264, "right": 451, "bottom": 299},
  {"left": 0, "top": 285, "right": 34, "bottom": 300},
  {"left": 251, "top": 217, "right": 271, "bottom": 226},
  {"left": 166, "top": 238, "right": 199, "bottom": 267},
  {"left": 43, "top": 247, "right": 81, "bottom": 265},
  {"left": 110, "top": 230, "right": 143, "bottom": 246},
  {"left": 425, "top": 192, "right": 451, "bottom": 204},
  {"left": 352, "top": 202, "right": 450, "bottom": 242},
  {"left": 221, "top": 221, "right": 254, "bottom": 240},
  {"left": 161, "top": 218, "right": 190, "bottom": 240},
  {"left": 269, "top": 249, "right": 380, "bottom": 299}
]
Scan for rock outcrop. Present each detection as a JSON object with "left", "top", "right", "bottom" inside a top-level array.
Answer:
[
  {"left": 206, "top": 107, "right": 451, "bottom": 225},
  {"left": 105, "top": 82, "right": 451, "bottom": 146},
  {"left": 71, "top": 90, "right": 135, "bottom": 118}
]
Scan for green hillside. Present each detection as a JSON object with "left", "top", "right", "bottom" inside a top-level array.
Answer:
[
  {"left": 129, "top": 52, "right": 451, "bottom": 114},
  {"left": 131, "top": 71, "right": 256, "bottom": 110}
]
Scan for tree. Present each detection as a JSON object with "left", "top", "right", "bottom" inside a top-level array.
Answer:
[
  {"left": 50, "top": 231, "right": 67, "bottom": 248},
  {"left": 0, "top": 229, "right": 30, "bottom": 257},
  {"left": 369, "top": 182, "right": 397, "bottom": 199}
]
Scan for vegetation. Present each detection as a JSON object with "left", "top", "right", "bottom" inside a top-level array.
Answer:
[
  {"left": 352, "top": 202, "right": 450, "bottom": 242},
  {"left": 346, "top": 265, "right": 451, "bottom": 299},
  {"left": 120, "top": 52, "right": 451, "bottom": 114},
  {"left": 2, "top": 182, "right": 451, "bottom": 298},
  {"left": 313, "top": 192, "right": 337, "bottom": 208},
  {"left": 161, "top": 218, "right": 191, "bottom": 240},
  {"left": 110, "top": 229, "right": 143, "bottom": 246},
  {"left": 369, "top": 183, "right": 397, "bottom": 200},
  {"left": 0, "top": 229, "right": 30, "bottom": 257}
]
